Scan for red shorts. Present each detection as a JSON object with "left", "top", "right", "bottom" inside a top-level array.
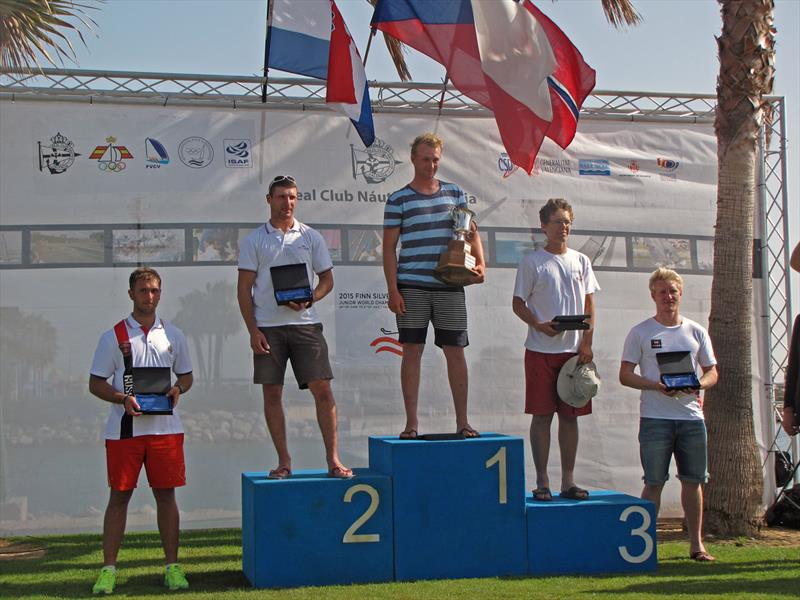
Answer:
[
  {"left": 105, "top": 434, "right": 186, "bottom": 491},
  {"left": 525, "top": 350, "right": 593, "bottom": 417}
]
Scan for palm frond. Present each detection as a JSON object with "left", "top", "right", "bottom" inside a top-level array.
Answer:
[
  {"left": 600, "top": 0, "right": 642, "bottom": 28},
  {"left": 0, "top": 0, "right": 102, "bottom": 73},
  {"left": 366, "top": 0, "right": 411, "bottom": 81}
]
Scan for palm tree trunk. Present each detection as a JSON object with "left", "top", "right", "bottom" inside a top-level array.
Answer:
[{"left": 704, "top": 0, "right": 775, "bottom": 536}]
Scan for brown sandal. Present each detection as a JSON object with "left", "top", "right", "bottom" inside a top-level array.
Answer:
[{"left": 399, "top": 429, "right": 418, "bottom": 440}]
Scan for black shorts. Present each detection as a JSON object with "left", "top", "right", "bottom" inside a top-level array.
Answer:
[{"left": 254, "top": 324, "right": 333, "bottom": 389}]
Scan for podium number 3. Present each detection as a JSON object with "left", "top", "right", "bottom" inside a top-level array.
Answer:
[
  {"left": 485, "top": 447, "right": 507, "bottom": 504},
  {"left": 342, "top": 484, "right": 380, "bottom": 544},
  {"left": 618, "top": 505, "right": 654, "bottom": 563}
]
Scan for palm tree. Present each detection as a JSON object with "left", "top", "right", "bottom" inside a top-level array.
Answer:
[
  {"left": 0, "top": 0, "right": 100, "bottom": 72},
  {"left": 703, "top": 0, "right": 775, "bottom": 536}
]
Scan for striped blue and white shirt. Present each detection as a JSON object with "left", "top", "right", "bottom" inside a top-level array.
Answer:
[{"left": 384, "top": 181, "right": 466, "bottom": 288}]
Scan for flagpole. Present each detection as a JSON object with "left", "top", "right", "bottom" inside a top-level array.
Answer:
[
  {"left": 437, "top": 73, "right": 450, "bottom": 116},
  {"left": 363, "top": 27, "right": 377, "bottom": 67},
  {"left": 262, "top": 0, "right": 275, "bottom": 103}
]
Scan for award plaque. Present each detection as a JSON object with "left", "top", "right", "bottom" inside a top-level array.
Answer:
[
  {"left": 552, "top": 314, "right": 590, "bottom": 331},
  {"left": 271, "top": 263, "right": 313, "bottom": 305},
  {"left": 136, "top": 393, "right": 174, "bottom": 415},
  {"left": 434, "top": 206, "right": 481, "bottom": 286},
  {"left": 656, "top": 351, "right": 701, "bottom": 391}
]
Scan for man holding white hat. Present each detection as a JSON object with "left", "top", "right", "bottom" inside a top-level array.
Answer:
[
  {"left": 512, "top": 198, "right": 600, "bottom": 502},
  {"left": 619, "top": 267, "right": 718, "bottom": 562}
]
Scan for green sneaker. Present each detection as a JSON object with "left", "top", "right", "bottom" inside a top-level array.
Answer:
[
  {"left": 92, "top": 566, "right": 116, "bottom": 595},
  {"left": 164, "top": 564, "right": 189, "bottom": 591}
]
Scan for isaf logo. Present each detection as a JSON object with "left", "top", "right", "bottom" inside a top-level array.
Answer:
[
  {"left": 351, "top": 138, "right": 400, "bottom": 184},
  {"left": 224, "top": 139, "right": 252, "bottom": 168},
  {"left": 38, "top": 132, "right": 80, "bottom": 174},
  {"left": 89, "top": 136, "right": 134, "bottom": 172}
]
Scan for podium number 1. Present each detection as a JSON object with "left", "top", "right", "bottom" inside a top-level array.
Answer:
[
  {"left": 342, "top": 484, "right": 380, "bottom": 544},
  {"left": 485, "top": 447, "right": 507, "bottom": 504}
]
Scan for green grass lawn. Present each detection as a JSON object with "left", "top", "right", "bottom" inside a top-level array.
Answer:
[{"left": 1, "top": 528, "right": 797, "bottom": 599}]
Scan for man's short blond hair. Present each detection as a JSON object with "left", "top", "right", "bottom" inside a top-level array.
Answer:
[
  {"left": 411, "top": 132, "right": 443, "bottom": 157},
  {"left": 649, "top": 267, "right": 683, "bottom": 293}
]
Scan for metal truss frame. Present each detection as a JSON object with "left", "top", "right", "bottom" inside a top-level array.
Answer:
[
  {"left": 0, "top": 68, "right": 793, "bottom": 481},
  {"left": 1, "top": 68, "right": 719, "bottom": 121}
]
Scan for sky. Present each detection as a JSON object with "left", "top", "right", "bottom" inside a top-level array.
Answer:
[{"left": 41, "top": 0, "right": 800, "bottom": 271}]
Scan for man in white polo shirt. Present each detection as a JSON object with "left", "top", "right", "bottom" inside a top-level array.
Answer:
[
  {"left": 237, "top": 175, "right": 352, "bottom": 480},
  {"left": 89, "top": 267, "right": 193, "bottom": 594}
]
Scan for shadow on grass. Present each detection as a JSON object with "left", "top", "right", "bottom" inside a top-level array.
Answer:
[
  {"left": 600, "top": 576, "right": 797, "bottom": 597},
  {"left": 0, "top": 569, "right": 250, "bottom": 600}
]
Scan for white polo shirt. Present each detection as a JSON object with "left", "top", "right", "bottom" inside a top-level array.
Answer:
[
  {"left": 238, "top": 220, "right": 333, "bottom": 327},
  {"left": 90, "top": 314, "right": 192, "bottom": 439}
]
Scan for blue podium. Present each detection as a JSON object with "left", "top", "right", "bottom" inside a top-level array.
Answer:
[
  {"left": 242, "top": 469, "right": 393, "bottom": 588},
  {"left": 525, "top": 490, "right": 657, "bottom": 575},
  {"left": 369, "top": 433, "right": 527, "bottom": 581}
]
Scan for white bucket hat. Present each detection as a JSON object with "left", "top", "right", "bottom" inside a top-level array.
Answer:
[{"left": 556, "top": 355, "right": 601, "bottom": 408}]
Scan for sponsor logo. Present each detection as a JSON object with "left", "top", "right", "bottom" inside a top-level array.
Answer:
[
  {"left": 617, "top": 159, "right": 651, "bottom": 179},
  {"left": 224, "top": 138, "right": 252, "bottom": 168},
  {"left": 370, "top": 328, "right": 403, "bottom": 357},
  {"left": 38, "top": 132, "right": 80, "bottom": 174},
  {"left": 498, "top": 152, "right": 519, "bottom": 178},
  {"left": 89, "top": 136, "right": 134, "bottom": 172},
  {"left": 178, "top": 136, "right": 214, "bottom": 168},
  {"left": 578, "top": 159, "right": 610, "bottom": 176},
  {"left": 536, "top": 158, "right": 572, "bottom": 175},
  {"left": 145, "top": 138, "right": 169, "bottom": 168},
  {"left": 651, "top": 339, "right": 663, "bottom": 349},
  {"left": 351, "top": 138, "right": 400, "bottom": 184},
  {"left": 656, "top": 157, "right": 679, "bottom": 181}
]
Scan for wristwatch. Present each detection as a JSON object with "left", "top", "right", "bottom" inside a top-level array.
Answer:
[{"left": 176, "top": 382, "right": 186, "bottom": 394}]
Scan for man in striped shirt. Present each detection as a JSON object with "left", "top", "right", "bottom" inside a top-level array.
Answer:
[{"left": 382, "top": 133, "right": 485, "bottom": 440}]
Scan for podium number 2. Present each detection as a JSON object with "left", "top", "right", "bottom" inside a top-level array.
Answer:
[
  {"left": 342, "top": 484, "right": 380, "bottom": 544},
  {"left": 618, "top": 505, "right": 654, "bottom": 563},
  {"left": 485, "top": 447, "right": 507, "bottom": 504}
]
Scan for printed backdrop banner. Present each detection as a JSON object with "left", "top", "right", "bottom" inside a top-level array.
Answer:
[{"left": 0, "top": 99, "right": 770, "bottom": 533}]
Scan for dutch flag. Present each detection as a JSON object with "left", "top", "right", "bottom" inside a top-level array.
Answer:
[{"left": 266, "top": 0, "right": 375, "bottom": 147}]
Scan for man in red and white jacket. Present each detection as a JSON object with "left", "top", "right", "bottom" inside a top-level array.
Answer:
[{"left": 89, "top": 267, "right": 193, "bottom": 594}]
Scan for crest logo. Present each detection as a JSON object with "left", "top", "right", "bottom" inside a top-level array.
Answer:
[
  {"left": 370, "top": 328, "right": 403, "bottom": 357},
  {"left": 224, "top": 139, "right": 252, "bottom": 168},
  {"left": 629, "top": 160, "right": 640, "bottom": 173},
  {"left": 498, "top": 152, "right": 519, "bottom": 178},
  {"left": 145, "top": 138, "right": 169, "bottom": 168},
  {"left": 89, "top": 136, "right": 134, "bottom": 172},
  {"left": 38, "top": 132, "right": 80, "bottom": 174},
  {"left": 178, "top": 136, "right": 214, "bottom": 168},
  {"left": 351, "top": 138, "right": 400, "bottom": 184}
]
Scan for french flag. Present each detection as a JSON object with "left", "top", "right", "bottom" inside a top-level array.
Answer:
[
  {"left": 371, "top": 0, "right": 595, "bottom": 173},
  {"left": 266, "top": 0, "right": 375, "bottom": 147}
]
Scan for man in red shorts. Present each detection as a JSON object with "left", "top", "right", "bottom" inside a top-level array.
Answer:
[
  {"left": 89, "top": 267, "right": 193, "bottom": 594},
  {"left": 512, "top": 199, "right": 599, "bottom": 502}
]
